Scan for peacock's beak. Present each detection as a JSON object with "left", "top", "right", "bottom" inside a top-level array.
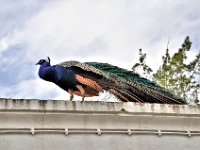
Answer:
[{"left": 35, "top": 61, "right": 40, "bottom": 65}]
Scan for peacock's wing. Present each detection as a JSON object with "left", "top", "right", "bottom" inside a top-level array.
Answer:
[
  {"left": 59, "top": 61, "right": 106, "bottom": 96},
  {"left": 59, "top": 60, "right": 103, "bottom": 75},
  {"left": 59, "top": 61, "right": 186, "bottom": 104}
]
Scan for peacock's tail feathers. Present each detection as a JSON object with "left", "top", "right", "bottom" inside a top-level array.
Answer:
[
  {"left": 59, "top": 61, "right": 186, "bottom": 104},
  {"left": 86, "top": 62, "right": 185, "bottom": 103}
]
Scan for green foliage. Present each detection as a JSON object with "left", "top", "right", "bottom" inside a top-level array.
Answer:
[
  {"left": 132, "top": 36, "right": 200, "bottom": 103},
  {"left": 132, "top": 49, "right": 153, "bottom": 79}
]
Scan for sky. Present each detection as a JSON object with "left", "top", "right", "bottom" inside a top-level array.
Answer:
[{"left": 0, "top": 0, "right": 200, "bottom": 101}]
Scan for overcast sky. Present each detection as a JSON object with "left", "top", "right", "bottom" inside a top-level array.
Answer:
[{"left": 0, "top": 0, "right": 200, "bottom": 100}]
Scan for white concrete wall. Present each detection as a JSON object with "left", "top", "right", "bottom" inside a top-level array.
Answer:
[{"left": 0, "top": 98, "right": 200, "bottom": 150}]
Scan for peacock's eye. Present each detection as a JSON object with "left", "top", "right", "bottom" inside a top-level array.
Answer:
[{"left": 40, "top": 59, "right": 45, "bottom": 63}]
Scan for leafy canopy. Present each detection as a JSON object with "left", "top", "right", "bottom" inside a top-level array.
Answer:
[{"left": 132, "top": 36, "right": 200, "bottom": 103}]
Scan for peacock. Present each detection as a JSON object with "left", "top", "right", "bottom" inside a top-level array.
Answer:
[{"left": 36, "top": 57, "right": 186, "bottom": 104}]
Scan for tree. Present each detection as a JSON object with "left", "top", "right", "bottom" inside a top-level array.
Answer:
[
  {"left": 186, "top": 52, "right": 200, "bottom": 103},
  {"left": 153, "top": 47, "right": 171, "bottom": 89},
  {"left": 132, "top": 49, "right": 153, "bottom": 79},
  {"left": 132, "top": 36, "right": 200, "bottom": 103}
]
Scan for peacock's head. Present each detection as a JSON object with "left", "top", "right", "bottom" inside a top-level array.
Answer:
[{"left": 36, "top": 57, "right": 50, "bottom": 65}]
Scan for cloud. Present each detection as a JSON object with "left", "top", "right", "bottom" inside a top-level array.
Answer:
[
  {"left": 3, "top": 1, "right": 199, "bottom": 66},
  {"left": 1, "top": 0, "right": 200, "bottom": 100},
  {"left": 0, "top": 78, "right": 64, "bottom": 99}
]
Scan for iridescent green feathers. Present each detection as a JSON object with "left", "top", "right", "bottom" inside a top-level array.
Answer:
[{"left": 59, "top": 60, "right": 186, "bottom": 104}]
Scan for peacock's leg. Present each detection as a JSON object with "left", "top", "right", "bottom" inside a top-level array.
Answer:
[
  {"left": 76, "top": 85, "right": 85, "bottom": 102},
  {"left": 68, "top": 89, "right": 74, "bottom": 101}
]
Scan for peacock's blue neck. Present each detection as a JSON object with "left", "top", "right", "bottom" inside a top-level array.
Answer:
[
  {"left": 38, "top": 62, "right": 55, "bottom": 82},
  {"left": 38, "top": 62, "right": 77, "bottom": 88}
]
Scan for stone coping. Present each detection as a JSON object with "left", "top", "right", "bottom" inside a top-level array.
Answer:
[{"left": 0, "top": 98, "right": 200, "bottom": 116}]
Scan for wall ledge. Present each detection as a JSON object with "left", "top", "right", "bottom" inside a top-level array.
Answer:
[{"left": 0, "top": 98, "right": 199, "bottom": 117}]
